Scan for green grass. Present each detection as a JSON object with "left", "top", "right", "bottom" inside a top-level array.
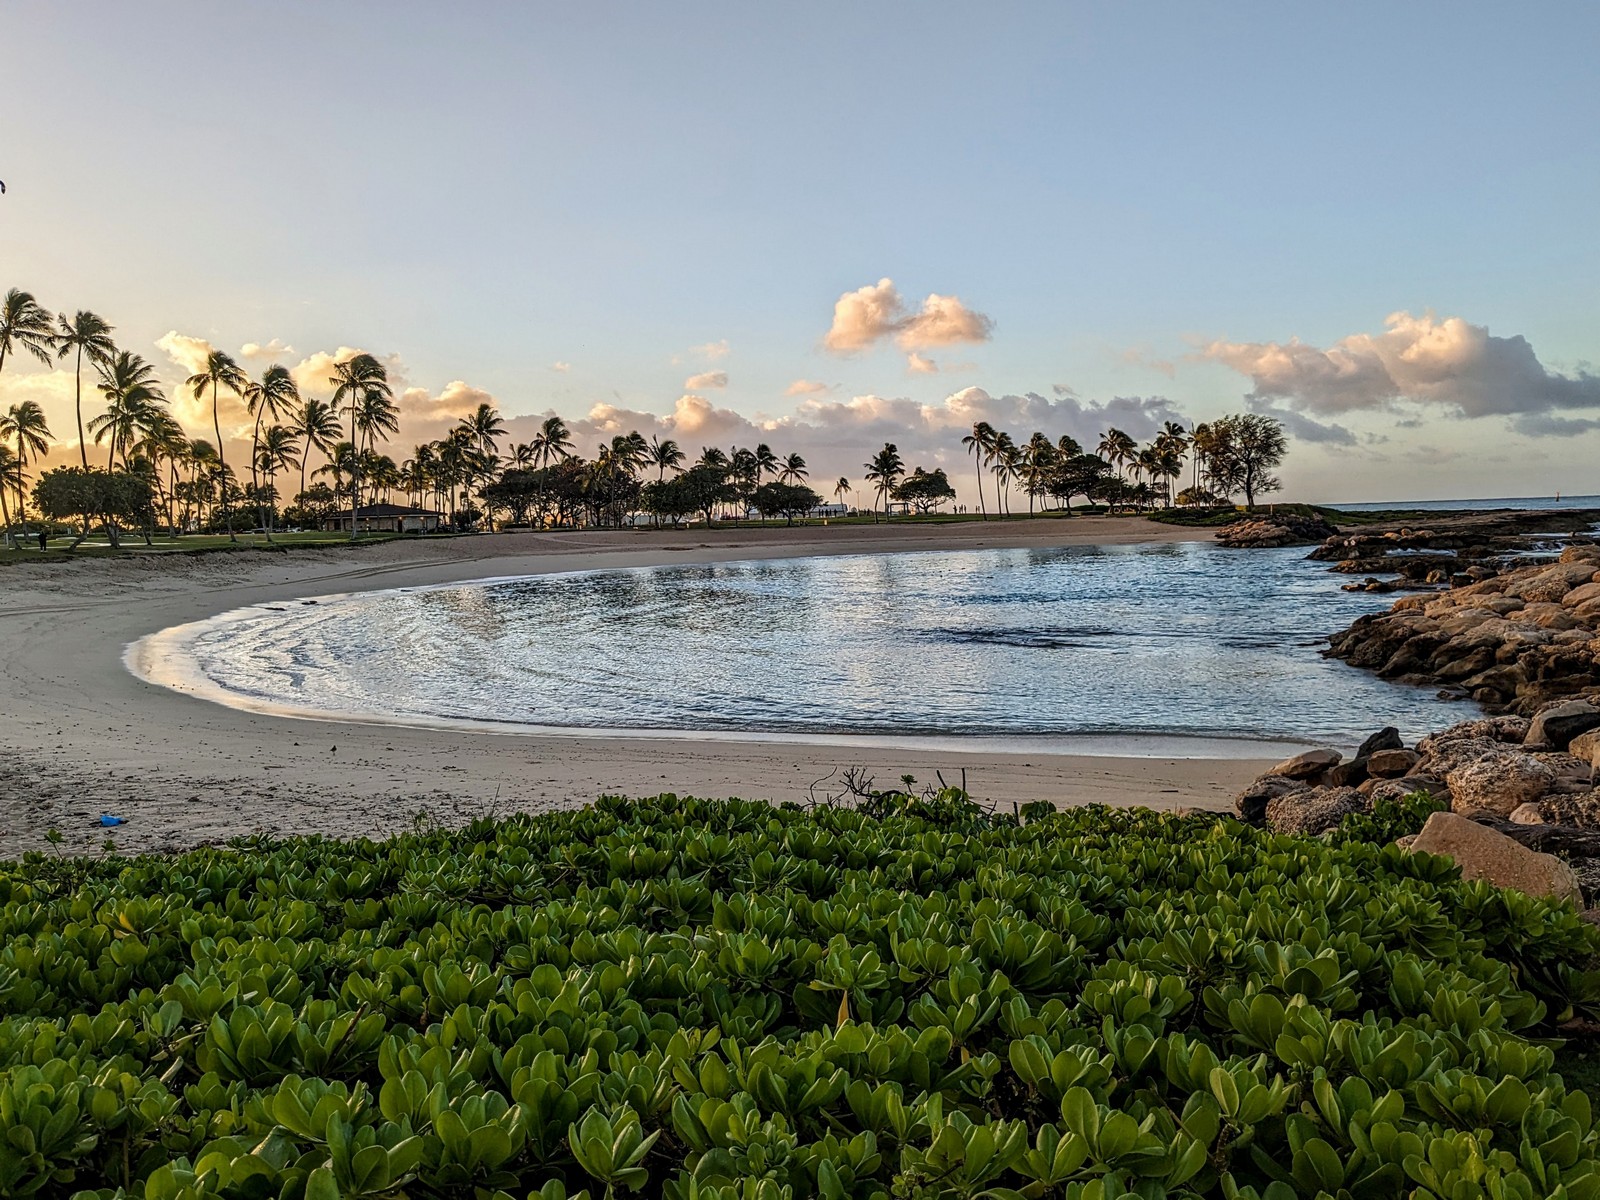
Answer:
[
  {"left": 5, "top": 793, "right": 1600, "bottom": 1198},
  {"left": 0, "top": 530, "right": 430, "bottom": 560}
]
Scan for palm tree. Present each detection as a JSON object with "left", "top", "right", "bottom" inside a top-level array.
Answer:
[
  {"left": 328, "top": 353, "right": 391, "bottom": 538},
  {"left": 1097, "top": 428, "right": 1137, "bottom": 485},
  {"left": 90, "top": 351, "right": 166, "bottom": 469},
  {"left": 0, "top": 400, "right": 51, "bottom": 538},
  {"left": 864, "top": 443, "right": 905, "bottom": 524},
  {"left": 961, "top": 421, "right": 996, "bottom": 519},
  {"left": 834, "top": 476, "right": 851, "bottom": 513},
  {"left": 1021, "top": 432, "right": 1055, "bottom": 515},
  {"left": 778, "top": 452, "right": 808, "bottom": 483},
  {"left": 754, "top": 443, "right": 779, "bottom": 480},
  {"left": 1190, "top": 422, "right": 1215, "bottom": 495},
  {"left": 463, "top": 402, "right": 505, "bottom": 459},
  {"left": 648, "top": 435, "right": 685, "bottom": 481},
  {"left": 242, "top": 366, "right": 300, "bottom": 539},
  {"left": 0, "top": 289, "right": 56, "bottom": 380},
  {"left": 256, "top": 425, "right": 301, "bottom": 534},
  {"left": 354, "top": 389, "right": 400, "bottom": 505},
  {"left": 0, "top": 445, "right": 20, "bottom": 548},
  {"left": 992, "top": 431, "right": 1018, "bottom": 515},
  {"left": 185, "top": 350, "right": 248, "bottom": 540},
  {"left": 138, "top": 412, "right": 188, "bottom": 533},
  {"left": 290, "top": 396, "right": 342, "bottom": 509},
  {"left": 55, "top": 310, "right": 116, "bottom": 468},
  {"left": 508, "top": 441, "right": 537, "bottom": 469}
]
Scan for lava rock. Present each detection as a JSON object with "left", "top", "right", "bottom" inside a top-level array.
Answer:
[
  {"left": 1408, "top": 811, "right": 1581, "bottom": 903},
  {"left": 1525, "top": 700, "right": 1600, "bottom": 751},
  {"left": 1265, "top": 749, "right": 1342, "bottom": 780},
  {"left": 1447, "top": 752, "right": 1556, "bottom": 818},
  {"left": 1356, "top": 727, "right": 1405, "bottom": 758}
]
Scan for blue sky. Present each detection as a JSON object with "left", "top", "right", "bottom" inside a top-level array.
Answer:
[{"left": 3, "top": 2, "right": 1597, "bottom": 501}]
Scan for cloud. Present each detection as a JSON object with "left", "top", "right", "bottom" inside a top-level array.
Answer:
[
  {"left": 550, "top": 361, "right": 571, "bottom": 372},
  {"left": 906, "top": 353, "right": 938, "bottom": 375},
  {"left": 155, "top": 330, "right": 216, "bottom": 377},
  {"left": 1201, "top": 311, "right": 1600, "bottom": 434},
  {"left": 785, "top": 379, "right": 830, "bottom": 396},
  {"left": 241, "top": 338, "right": 294, "bottom": 361},
  {"left": 1245, "top": 399, "right": 1357, "bottom": 446},
  {"left": 684, "top": 370, "right": 729, "bottom": 390},
  {"left": 692, "top": 339, "right": 730, "bottom": 360},
  {"left": 823, "top": 278, "right": 994, "bottom": 355},
  {"left": 400, "top": 380, "right": 496, "bottom": 423}
]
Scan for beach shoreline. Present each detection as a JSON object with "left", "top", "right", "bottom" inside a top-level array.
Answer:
[{"left": 0, "top": 517, "right": 1278, "bottom": 857}]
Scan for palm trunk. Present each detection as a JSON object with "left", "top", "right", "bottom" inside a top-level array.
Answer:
[
  {"left": 74, "top": 347, "right": 88, "bottom": 469},
  {"left": 213, "top": 380, "right": 236, "bottom": 543},
  {"left": 972, "top": 457, "right": 986, "bottom": 519}
]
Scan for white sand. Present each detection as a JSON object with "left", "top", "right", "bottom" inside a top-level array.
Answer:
[{"left": 0, "top": 518, "right": 1280, "bottom": 856}]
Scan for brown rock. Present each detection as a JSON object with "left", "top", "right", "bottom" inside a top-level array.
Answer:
[
  {"left": 1233, "top": 775, "right": 1304, "bottom": 825},
  {"left": 1407, "top": 811, "right": 1581, "bottom": 903},
  {"left": 1526, "top": 700, "right": 1600, "bottom": 751},
  {"left": 1536, "top": 790, "right": 1600, "bottom": 829},
  {"left": 1265, "top": 786, "right": 1368, "bottom": 837},
  {"left": 1367, "top": 748, "right": 1421, "bottom": 778},
  {"left": 1415, "top": 736, "right": 1508, "bottom": 779},
  {"left": 1561, "top": 580, "right": 1600, "bottom": 609},
  {"left": 1417, "top": 716, "right": 1531, "bottom": 753},
  {"left": 1507, "top": 563, "right": 1600, "bottom": 604},
  {"left": 1266, "top": 748, "right": 1342, "bottom": 780},
  {"left": 1519, "top": 602, "right": 1582, "bottom": 631},
  {"left": 1568, "top": 727, "right": 1600, "bottom": 767},
  {"left": 1447, "top": 752, "right": 1555, "bottom": 817},
  {"left": 1509, "top": 802, "right": 1545, "bottom": 824}
]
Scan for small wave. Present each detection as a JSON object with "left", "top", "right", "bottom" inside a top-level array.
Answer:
[{"left": 926, "top": 627, "right": 1119, "bottom": 649}]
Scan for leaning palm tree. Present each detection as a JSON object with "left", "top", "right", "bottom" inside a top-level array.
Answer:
[
  {"left": 186, "top": 350, "right": 248, "bottom": 541},
  {"left": 991, "top": 431, "right": 1018, "bottom": 516},
  {"left": 754, "top": 443, "right": 779, "bottom": 481},
  {"left": 138, "top": 411, "right": 188, "bottom": 533},
  {"left": 961, "top": 421, "right": 996, "bottom": 519},
  {"left": 55, "top": 310, "right": 116, "bottom": 468},
  {"left": 242, "top": 366, "right": 300, "bottom": 539},
  {"left": 834, "top": 476, "right": 851, "bottom": 512},
  {"left": 463, "top": 402, "right": 506, "bottom": 458},
  {"left": 328, "top": 353, "right": 391, "bottom": 538},
  {"left": 290, "top": 396, "right": 342, "bottom": 508},
  {"left": 864, "top": 443, "right": 905, "bottom": 524},
  {"left": 1097, "top": 428, "right": 1137, "bottom": 484},
  {"left": 0, "top": 289, "right": 57, "bottom": 380},
  {"left": 778, "top": 452, "right": 808, "bottom": 483},
  {"left": 0, "top": 400, "right": 51, "bottom": 537}
]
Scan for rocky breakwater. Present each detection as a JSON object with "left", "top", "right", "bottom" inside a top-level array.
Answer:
[
  {"left": 1235, "top": 708, "right": 1600, "bottom": 904},
  {"left": 1215, "top": 511, "right": 1339, "bottom": 549},
  {"left": 1309, "top": 508, "right": 1600, "bottom": 594},
  {"left": 1324, "top": 543, "right": 1600, "bottom": 712}
]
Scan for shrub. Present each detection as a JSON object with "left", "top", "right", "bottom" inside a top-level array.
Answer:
[{"left": 3, "top": 797, "right": 1600, "bottom": 1197}]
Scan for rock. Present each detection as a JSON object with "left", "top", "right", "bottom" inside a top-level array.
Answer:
[
  {"left": 1356, "top": 727, "right": 1404, "bottom": 758},
  {"left": 1363, "top": 778, "right": 1436, "bottom": 805},
  {"left": 1367, "top": 748, "right": 1420, "bottom": 778},
  {"left": 1535, "top": 790, "right": 1600, "bottom": 829},
  {"left": 1506, "top": 562, "right": 1600, "bottom": 604},
  {"left": 1396, "top": 833, "right": 1418, "bottom": 851},
  {"left": 1415, "top": 736, "right": 1507, "bottom": 780},
  {"left": 1217, "top": 512, "right": 1340, "bottom": 549},
  {"left": 1407, "top": 811, "right": 1582, "bottom": 903},
  {"left": 1325, "top": 759, "right": 1370, "bottom": 787},
  {"left": 1265, "top": 748, "right": 1342, "bottom": 780},
  {"left": 1265, "top": 786, "right": 1368, "bottom": 837},
  {"left": 1526, "top": 700, "right": 1600, "bottom": 751},
  {"left": 1562, "top": 580, "right": 1600, "bottom": 609},
  {"left": 1233, "top": 775, "right": 1304, "bottom": 825},
  {"left": 1509, "top": 802, "right": 1545, "bottom": 824},
  {"left": 1446, "top": 752, "right": 1555, "bottom": 817},
  {"left": 1569, "top": 727, "right": 1600, "bottom": 767},
  {"left": 1417, "top": 716, "right": 1530, "bottom": 753}
]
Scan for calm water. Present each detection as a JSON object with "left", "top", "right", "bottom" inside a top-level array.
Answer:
[
  {"left": 172, "top": 543, "right": 1473, "bottom": 748},
  {"left": 1329, "top": 494, "right": 1600, "bottom": 512}
]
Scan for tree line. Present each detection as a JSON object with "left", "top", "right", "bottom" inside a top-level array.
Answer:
[{"left": 1, "top": 284, "right": 1289, "bottom": 546}]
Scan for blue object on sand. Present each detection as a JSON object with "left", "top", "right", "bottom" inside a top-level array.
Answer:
[{"left": 100, "top": 815, "right": 126, "bottom": 827}]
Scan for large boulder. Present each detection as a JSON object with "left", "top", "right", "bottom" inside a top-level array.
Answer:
[
  {"left": 1368, "top": 748, "right": 1420, "bottom": 778},
  {"left": 1505, "top": 562, "right": 1600, "bottom": 604},
  {"left": 1526, "top": 700, "right": 1600, "bottom": 751},
  {"left": 1446, "top": 752, "right": 1555, "bottom": 817},
  {"left": 1417, "top": 716, "right": 1531, "bottom": 754},
  {"left": 1265, "top": 748, "right": 1342, "bottom": 780},
  {"left": 1265, "top": 786, "right": 1368, "bottom": 837},
  {"left": 1415, "top": 737, "right": 1508, "bottom": 780},
  {"left": 1356, "top": 727, "right": 1404, "bottom": 758},
  {"left": 1537, "top": 791, "right": 1600, "bottom": 829},
  {"left": 1233, "top": 775, "right": 1304, "bottom": 825},
  {"left": 1407, "top": 811, "right": 1582, "bottom": 903},
  {"left": 1567, "top": 727, "right": 1600, "bottom": 767}
]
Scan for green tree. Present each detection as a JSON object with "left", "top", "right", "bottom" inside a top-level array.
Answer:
[
  {"left": 961, "top": 421, "right": 996, "bottom": 518},
  {"left": 863, "top": 442, "right": 905, "bottom": 523},
  {"left": 243, "top": 366, "right": 300, "bottom": 540},
  {"left": 90, "top": 351, "right": 166, "bottom": 469},
  {"left": 891, "top": 466, "right": 957, "bottom": 514},
  {"left": 291, "top": 396, "right": 341, "bottom": 513},
  {"left": 1206, "top": 413, "right": 1288, "bottom": 508},
  {"left": 328, "top": 353, "right": 391, "bottom": 537},
  {"left": 750, "top": 480, "right": 822, "bottom": 525},
  {"left": 0, "top": 289, "right": 56, "bottom": 378},
  {"left": 185, "top": 350, "right": 248, "bottom": 540},
  {"left": 0, "top": 400, "right": 51, "bottom": 539},
  {"left": 55, "top": 310, "right": 116, "bottom": 469}
]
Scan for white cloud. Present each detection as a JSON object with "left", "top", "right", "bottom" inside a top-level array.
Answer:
[
  {"left": 154, "top": 330, "right": 216, "bottom": 377},
  {"left": 823, "top": 278, "right": 994, "bottom": 355},
  {"left": 550, "top": 361, "right": 571, "bottom": 372},
  {"left": 684, "top": 370, "right": 729, "bottom": 390},
  {"left": 785, "top": 379, "right": 830, "bottom": 396},
  {"left": 692, "top": 339, "right": 730, "bottom": 360},
  {"left": 906, "top": 352, "right": 938, "bottom": 375},
  {"left": 241, "top": 338, "right": 294, "bottom": 361},
  {"left": 1201, "top": 311, "right": 1600, "bottom": 435}
]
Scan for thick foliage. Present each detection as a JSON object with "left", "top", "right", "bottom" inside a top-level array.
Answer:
[{"left": 4, "top": 796, "right": 1600, "bottom": 1200}]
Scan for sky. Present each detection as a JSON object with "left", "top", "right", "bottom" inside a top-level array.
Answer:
[{"left": 2, "top": 1, "right": 1597, "bottom": 505}]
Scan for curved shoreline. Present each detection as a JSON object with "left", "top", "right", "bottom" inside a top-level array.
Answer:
[{"left": 0, "top": 519, "right": 1279, "bottom": 856}]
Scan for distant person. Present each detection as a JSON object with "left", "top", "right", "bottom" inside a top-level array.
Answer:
[{"left": 37, "top": 530, "right": 46, "bottom": 551}]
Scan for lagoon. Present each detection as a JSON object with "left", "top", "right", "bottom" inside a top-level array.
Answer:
[{"left": 162, "top": 542, "right": 1475, "bottom": 750}]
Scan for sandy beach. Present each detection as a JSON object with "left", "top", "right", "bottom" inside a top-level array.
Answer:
[{"left": 0, "top": 517, "right": 1279, "bottom": 857}]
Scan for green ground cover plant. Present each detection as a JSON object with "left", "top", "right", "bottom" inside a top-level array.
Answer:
[{"left": 4, "top": 793, "right": 1600, "bottom": 1199}]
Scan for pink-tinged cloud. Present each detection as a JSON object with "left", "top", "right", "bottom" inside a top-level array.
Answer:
[
  {"left": 684, "top": 370, "right": 728, "bottom": 390},
  {"left": 822, "top": 278, "right": 994, "bottom": 355},
  {"left": 906, "top": 353, "right": 938, "bottom": 375},
  {"left": 785, "top": 379, "right": 830, "bottom": 396},
  {"left": 241, "top": 338, "right": 294, "bottom": 360},
  {"left": 1201, "top": 311, "right": 1600, "bottom": 436}
]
